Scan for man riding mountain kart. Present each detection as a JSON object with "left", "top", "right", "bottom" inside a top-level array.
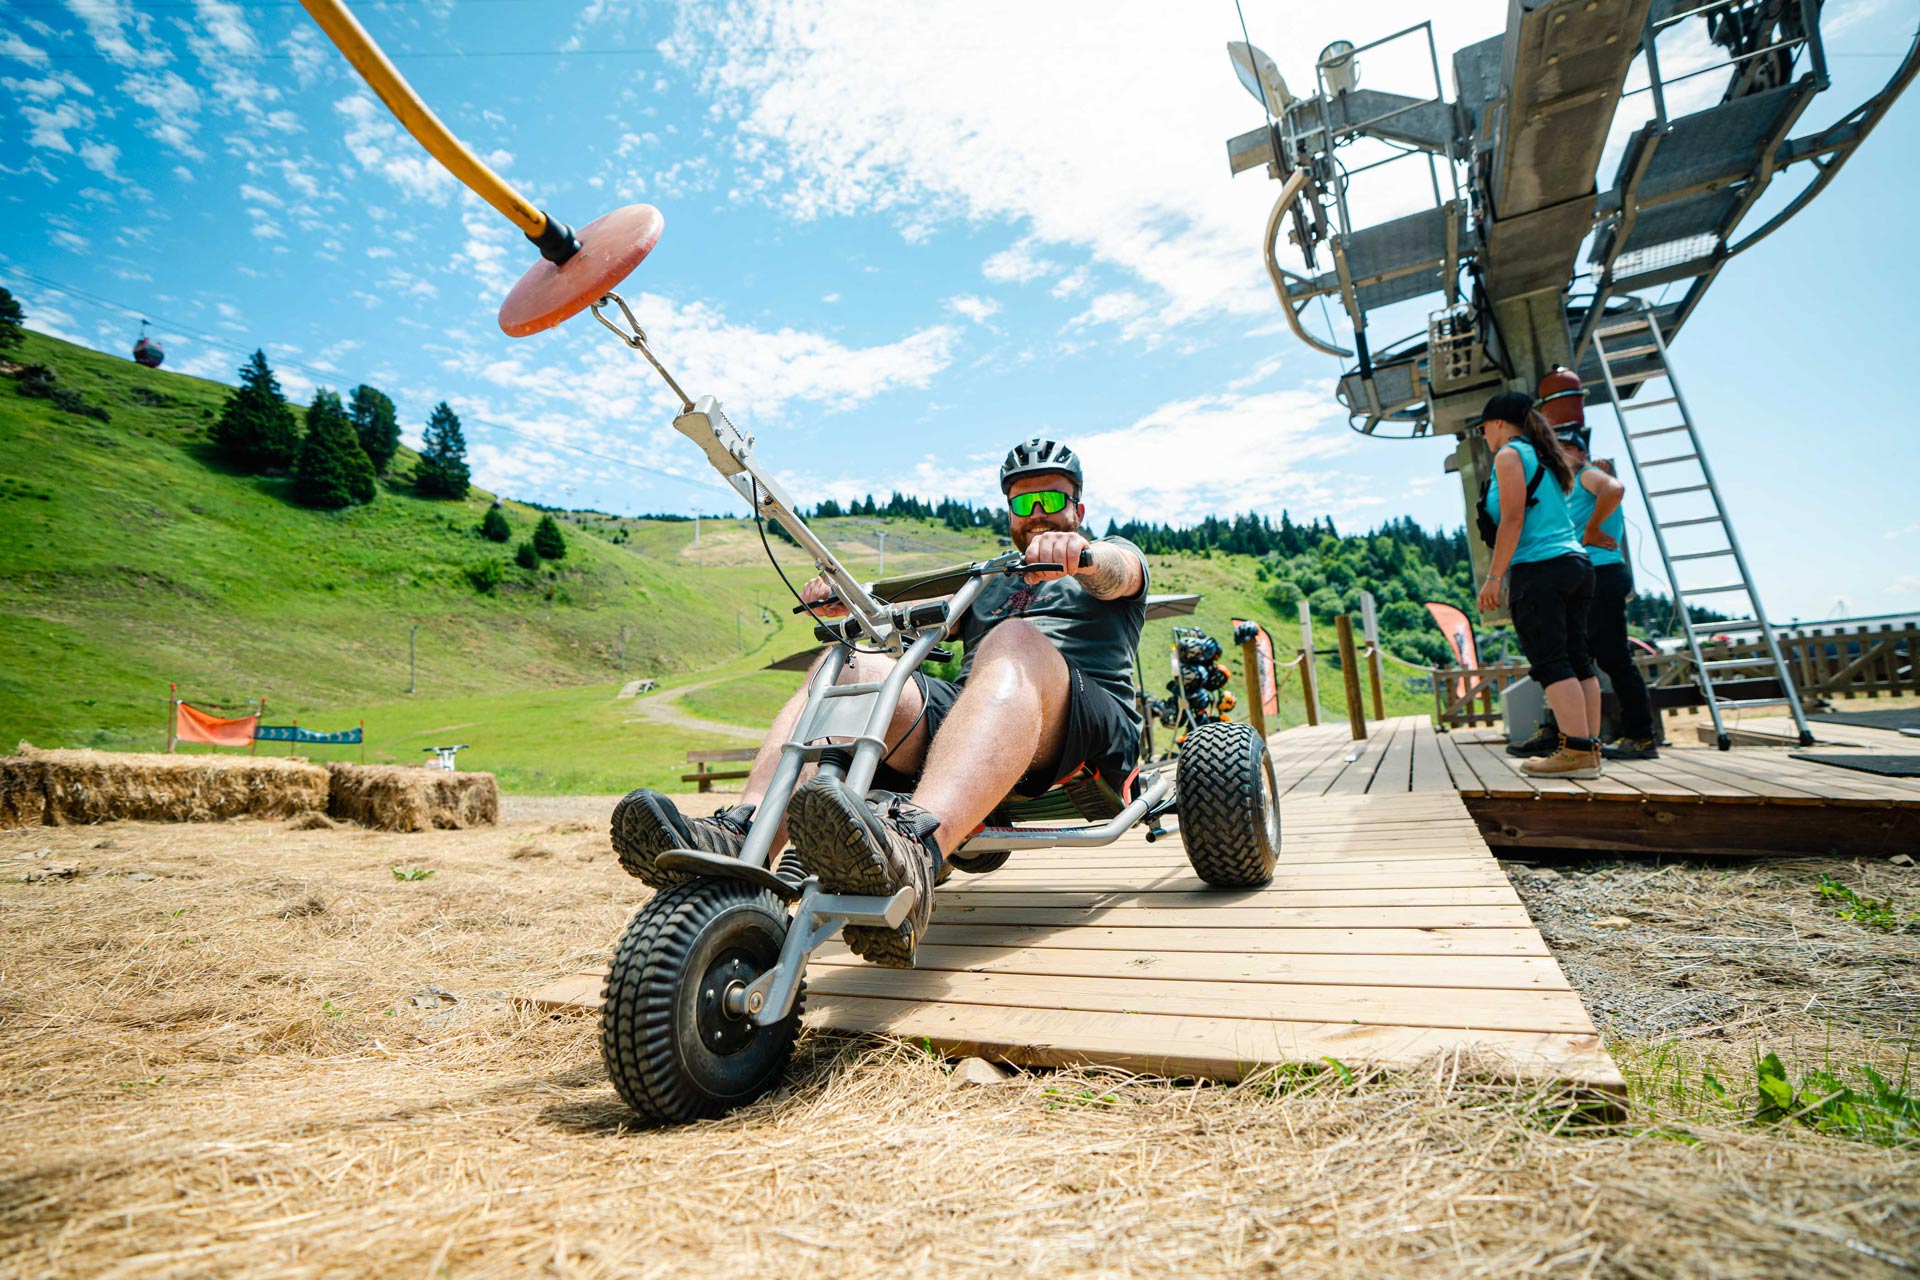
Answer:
[{"left": 612, "top": 438, "right": 1149, "bottom": 968}]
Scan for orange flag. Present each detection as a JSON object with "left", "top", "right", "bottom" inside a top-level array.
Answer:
[{"left": 175, "top": 701, "right": 259, "bottom": 747}]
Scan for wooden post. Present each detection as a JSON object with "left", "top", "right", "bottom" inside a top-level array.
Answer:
[
  {"left": 1298, "top": 601, "right": 1322, "bottom": 724},
  {"left": 167, "top": 682, "right": 177, "bottom": 754},
  {"left": 1239, "top": 636, "right": 1268, "bottom": 739},
  {"left": 1360, "top": 592, "right": 1386, "bottom": 721},
  {"left": 360, "top": 719, "right": 366, "bottom": 765},
  {"left": 1336, "top": 614, "right": 1367, "bottom": 741}
]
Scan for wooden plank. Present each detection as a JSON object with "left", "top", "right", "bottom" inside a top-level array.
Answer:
[
  {"left": 1325, "top": 718, "right": 1393, "bottom": 796},
  {"left": 805, "top": 996, "right": 1623, "bottom": 1089},
  {"left": 1434, "top": 729, "right": 1491, "bottom": 796},
  {"left": 812, "top": 943, "right": 1573, "bottom": 991},
  {"left": 933, "top": 886, "right": 1520, "bottom": 910},
  {"left": 1466, "top": 795, "right": 1916, "bottom": 858},
  {"left": 1364, "top": 716, "right": 1418, "bottom": 795},
  {"left": 949, "top": 859, "right": 1511, "bottom": 888},
  {"left": 802, "top": 967, "right": 1601, "bottom": 1034},
  {"left": 1458, "top": 740, "right": 1587, "bottom": 798},
  {"left": 1409, "top": 718, "right": 1453, "bottom": 793},
  {"left": 919, "top": 923, "right": 1553, "bottom": 956},
  {"left": 931, "top": 904, "right": 1536, "bottom": 928}
]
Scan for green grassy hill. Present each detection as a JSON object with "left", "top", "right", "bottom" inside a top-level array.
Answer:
[{"left": 1, "top": 329, "right": 1426, "bottom": 793}]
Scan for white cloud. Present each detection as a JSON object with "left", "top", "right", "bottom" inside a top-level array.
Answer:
[
  {"left": 1067, "top": 289, "right": 1156, "bottom": 343},
  {"left": 1, "top": 32, "right": 51, "bottom": 68},
  {"left": 334, "top": 93, "right": 456, "bottom": 201},
  {"left": 284, "top": 26, "right": 330, "bottom": 87},
  {"left": 982, "top": 241, "right": 1054, "bottom": 284},
  {"left": 1070, "top": 384, "right": 1361, "bottom": 524},
  {"left": 663, "top": 1, "right": 1408, "bottom": 343},
  {"left": 946, "top": 294, "right": 1001, "bottom": 326},
  {"left": 21, "top": 101, "right": 87, "bottom": 153},
  {"left": 78, "top": 140, "right": 122, "bottom": 180},
  {"left": 63, "top": 0, "right": 169, "bottom": 69},
  {"left": 122, "top": 70, "right": 205, "bottom": 158},
  {"left": 1050, "top": 266, "right": 1091, "bottom": 298},
  {"left": 191, "top": 0, "right": 260, "bottom": 58}
]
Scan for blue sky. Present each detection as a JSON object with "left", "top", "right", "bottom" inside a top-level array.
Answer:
[{"left": 3, "top": 0, "right": 1916, "bottom": 621}]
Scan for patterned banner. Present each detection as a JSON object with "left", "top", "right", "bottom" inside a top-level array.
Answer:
[{"left": 253, "top": 724, "right": 364, "bottom": 744}]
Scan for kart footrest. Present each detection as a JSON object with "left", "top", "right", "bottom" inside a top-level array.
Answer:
[{"left": 654, "top": 850, "right": 799, "bottom": 901}]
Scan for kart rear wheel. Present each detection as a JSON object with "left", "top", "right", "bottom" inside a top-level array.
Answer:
[
  {"left": 1175, "top": 721, "right": 1280, "bottom": 888},
  {"left": 600, "top": 879, "right": 802, "bottom": 1124}
]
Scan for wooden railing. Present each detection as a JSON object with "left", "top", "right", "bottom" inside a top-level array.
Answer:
[{"left": 1429, "top": 622, "right": 1916, "bottom": 729}]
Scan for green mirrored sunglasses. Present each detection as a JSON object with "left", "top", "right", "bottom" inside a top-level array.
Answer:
[{"left": 1009, "top": 489, "right": 1072, "bottom": 517}]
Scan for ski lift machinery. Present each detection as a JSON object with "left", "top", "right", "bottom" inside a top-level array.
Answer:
[{"left": 1224, "top": 0, "right": 1918, "bottom": 733}]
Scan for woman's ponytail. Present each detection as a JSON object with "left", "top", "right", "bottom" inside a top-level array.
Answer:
[{"left": 1522, "top": 409, "right": 1577, "bottom": 493}]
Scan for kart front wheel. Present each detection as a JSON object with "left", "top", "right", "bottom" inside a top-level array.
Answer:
[{"left": 600, "top": 879, "right": 802, "bottom": 1124}]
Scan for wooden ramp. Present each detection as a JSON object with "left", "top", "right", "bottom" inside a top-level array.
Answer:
[
  {"left": 524, "top": 777, "right": 1621, "bottom": 1091},
  {"left": 1276, "top": 714, "right": 1920, "bottom": 857}
]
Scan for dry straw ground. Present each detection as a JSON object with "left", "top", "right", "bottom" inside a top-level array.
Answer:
[{"left": 1, "top": 794, "right": 1914, "bottom": 1278}]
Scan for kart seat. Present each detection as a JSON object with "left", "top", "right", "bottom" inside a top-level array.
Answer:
[{"left": 989, "top": 760, "right": 1140, "bottom": 826}]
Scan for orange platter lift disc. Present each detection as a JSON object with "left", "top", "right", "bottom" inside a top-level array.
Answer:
[{"left": 296, "top": 0, "right": 663, "bottom": 339}]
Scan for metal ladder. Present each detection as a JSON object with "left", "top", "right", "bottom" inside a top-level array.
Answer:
[{"left": 1590, "top": 303, "right": 1814, "bottom": 750}]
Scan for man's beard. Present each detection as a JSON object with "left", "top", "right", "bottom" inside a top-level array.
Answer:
[{"left": 1011, "top": 510, "right": 1080, "bottom": 553}]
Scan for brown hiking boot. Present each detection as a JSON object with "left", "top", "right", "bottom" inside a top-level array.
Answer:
[
  {"left": 1520, "top": 735, "right": 1602, "bottom": 781},
  {"left": 785, "top": 775, "right": 941, "bottom": 968},
  {"left": 610, "top": 789, "right": 755, "bottom": 890}
]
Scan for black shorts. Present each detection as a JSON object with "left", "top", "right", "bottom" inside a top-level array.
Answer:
[
  {"left": 1509, "top": 553, "right": 1597, "bottom": 686},
  {"left": 871, "top": 659, "right": 1140, "bottom": 799}
]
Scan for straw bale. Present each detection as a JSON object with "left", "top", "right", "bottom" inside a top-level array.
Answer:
[
  {"left": 326, "top": 762, "right": 499, "bottom": 832},
  {"left": 0, "top": 741, "right": 328, "bottom": 828}
]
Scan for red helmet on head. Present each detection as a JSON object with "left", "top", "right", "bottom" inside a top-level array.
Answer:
[{"left": 1536, "top": 365, "right": 1583, "bottom": 431}]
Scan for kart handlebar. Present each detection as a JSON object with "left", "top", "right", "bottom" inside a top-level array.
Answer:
[{"left": 792, "top": 548, "right": 1095, "bottom": 616}]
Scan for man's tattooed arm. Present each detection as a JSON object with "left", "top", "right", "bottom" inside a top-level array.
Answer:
[{"left": 1079, "top": 542, "right": 1144, "bottom": 600}]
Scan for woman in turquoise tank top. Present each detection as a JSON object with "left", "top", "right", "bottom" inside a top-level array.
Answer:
[
  {"left": 1475, "top": 391, "right": 1602, "bottom": 779},
  {"left": 1556, "top": 423, "right": 1660, "bottom": 758}
]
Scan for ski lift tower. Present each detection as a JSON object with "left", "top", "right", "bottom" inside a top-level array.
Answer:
[{"left": 1225, "top": 2, "right": 1917, "bottom": 747}]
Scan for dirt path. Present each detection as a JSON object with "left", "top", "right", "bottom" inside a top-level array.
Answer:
[{"left": 623, "top": 675, "right": 763, "bottom": 743}]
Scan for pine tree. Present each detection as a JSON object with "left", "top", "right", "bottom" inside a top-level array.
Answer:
[
  {"left": 480, "top": 505, "right": 511, "bottom": 542},
  {"left": 214, "top": 350, "right": 301, "bottom": 471},
  {"left": 349, "top": 383, "right": 400, "bottom": 475},
  {"left": 415, "top": 401, "right": 471, "bottom": 499},
  {"left": 0, "top": 287, "right": 24, "bottom": 350},
  {"left": 293, "top": 388, "right": 377, "bottom": 509},
  {"left": 532, "top": 512, "right": 567, "bottom": 560},
  {"left": 514, "top": 539, "right": 539, "bottom": 570}
]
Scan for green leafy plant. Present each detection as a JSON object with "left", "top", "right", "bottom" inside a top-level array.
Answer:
[
  {"left": 514, "top": 539, "right": 539, "bottom": 570},
  {"left": 390, "top": 865, "right": 435, "bottom": 882},
  {"left": 1818, "top": 875, "right": 1917, "bottom": 932},
  {"left": 1755, "top": 1050, "right": 1917, "bottom": 1148},
  {"left": 480, "top": 505, "right": 511, "bottom": 542}
]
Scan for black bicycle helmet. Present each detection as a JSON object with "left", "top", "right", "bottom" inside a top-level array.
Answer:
[{"left": 999, "top": 438, "right": 1083, "bottom": 496}]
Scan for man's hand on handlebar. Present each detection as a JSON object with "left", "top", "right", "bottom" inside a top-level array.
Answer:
[
  {"left": 799, "top": 574, "right": 848, "bottom": 619},
  {"left": 1023, "top": 530, "right": 1092, "bottom": 584}
]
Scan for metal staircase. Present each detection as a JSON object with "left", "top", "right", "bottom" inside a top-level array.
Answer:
[{"left": 1591, "top": 303, "right": 1814, "bottom": 750}]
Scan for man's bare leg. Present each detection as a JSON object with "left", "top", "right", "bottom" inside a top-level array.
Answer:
[{"left": 908, "top": 620, "right": 1071, "bottom": 857}]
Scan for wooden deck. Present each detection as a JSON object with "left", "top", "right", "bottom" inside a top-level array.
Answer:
[
  {"left": 1275, "top": 715, "right": 1920, "bottom": 857},
  {"left": 525, "top": 778, "right": 1621, "bottom": 1092}
]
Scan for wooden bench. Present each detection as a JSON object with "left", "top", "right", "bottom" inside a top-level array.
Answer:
[{"left": 681, "top": 748, "right": 757, "bottom": 792}]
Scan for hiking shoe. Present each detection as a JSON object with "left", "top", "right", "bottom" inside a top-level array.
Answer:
[
  {"left": 1602, "top": 736, "right": 1660, "bottom": 761},
  {"left": 785, "top": 776, "right": 941, "bottom": 968},
  {"left": 1520, "top": 736, "right": 1602, "bottom": 781},
  {"left": 610, "top": 788, "right": 755, "bottom": 890},
  {"left": 1505, "top": 724, "right": 1559, "bottom": 757}
]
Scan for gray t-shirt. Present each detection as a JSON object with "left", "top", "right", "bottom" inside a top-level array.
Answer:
[{"left": 956, "top": 536, "right": 1150, "bottom": 731}]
